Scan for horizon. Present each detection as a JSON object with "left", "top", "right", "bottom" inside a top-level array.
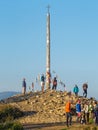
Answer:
[{"left": 0, "top": 0, "right": 98, "bottom": 99}]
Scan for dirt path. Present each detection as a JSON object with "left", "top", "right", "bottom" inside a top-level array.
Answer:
[
  {"left": 23, "top": 122, "right": 66, "bottom": 130},
  {"left": 23, "top": 122, "right": 97, "bottom": 130}
]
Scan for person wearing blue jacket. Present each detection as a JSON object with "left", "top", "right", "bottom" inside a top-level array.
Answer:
[
  {"left": 76, "top": 100, "right": 81, "bottom": 122},
  {"left": 73, "top": 85, "right": 79, "bottom": 97}
]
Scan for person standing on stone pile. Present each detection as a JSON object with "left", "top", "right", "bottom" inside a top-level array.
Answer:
[
  {"left": 40, "top": 74, "right": 45, "bottom": 92},
  {"left": 94, "top": 101, "right": 98, "bottom": 125},
  {"left": 83, "top": 102, "right": 89, "bottom": 124},
  {"left": 80, "top": 111, "right": 86, "bottom": 124},
  {"left": 82, "top": 83, "right": 88, "bottom": 98},
  {"left": 76, "top": 100, "right": 81, "bottom": 123},
  {"left": 92, "top": 101, "right": 98, "bottom": 123},
  {"left": 73, "top": 84, "right": 79, "bottom": 97},
  {"left": 22, "top": 78, "right": 26, "bottom": 95},
  {"left": 32, "top": 82, "right": 34, "bottom": 92},
  {"left": 52, "top": 77, "right": 57, "bottom": 90},
  {"left": 64, "top": 84, "right": 66, "bottom": 91},
  {"left": 94, "top": 107, "right": 98, "bottom": 125},
  {"left": 88, "top": 101, "right": 94, "bottom": 123},
  {"left": 93, "top": 101, "right": 98, "bottom": 112},
  {"left": 65, "top": 99, "right": 72, "bottom": 127}
]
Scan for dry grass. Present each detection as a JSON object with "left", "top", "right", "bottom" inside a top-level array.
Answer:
[{"left": 0, "top": 104, "right": 9, "bottom": 111}]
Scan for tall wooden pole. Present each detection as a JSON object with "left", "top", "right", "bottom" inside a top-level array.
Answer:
[{"left": 46, "top": 5, "right": 51, "bottom": 89}]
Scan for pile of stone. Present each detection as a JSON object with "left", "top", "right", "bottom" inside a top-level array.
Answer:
[{"left": 0, "top": 90, "right": 96, "bottom": 124}]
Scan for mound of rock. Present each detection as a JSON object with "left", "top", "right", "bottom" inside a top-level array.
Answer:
[{"left": 0, "top": 90, "right": 96, "bottom": 124}]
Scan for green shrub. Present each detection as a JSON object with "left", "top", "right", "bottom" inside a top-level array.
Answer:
[
  {"left": 0, "top": 122, "right": 13, "bottom": 130},
  {"left": 0, "top": 124, "right": 4, "bottom": 130},
  {"left": 89, "top": 118, "right": 94, "bottom": 124},
  {"left": 0, "top": 122, "right": 23, "bottom": 130},
  {"left": 92, "top": 127, "right": 97, "bottom": 130},
  {"left": 83, "top": 127, "right": 90, "bottom": 130},
  {"left": 12, "top": 122, "right": 23, "bottom": 130},
  {"left": 4, "top": 122, "right": 13, "bottom": 129},
  {"left": 0, "top": 106, "right": 23, "bottom": 123}
]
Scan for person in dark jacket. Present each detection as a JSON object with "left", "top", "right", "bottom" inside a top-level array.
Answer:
[
  {"left": 22, "top": 78, "right": 26, "bottom": 94},
  {"left": 52, "top": 77, "right": 57, "bottom": 90},
  {"left": 82, "top": 83, "right": 88, "bottom": 98},
  {"left": 41, "top": 74, "right": 45, "bottom": 92},
  {"left": 95, "top": 103, "right": 98, "bottom": 125}
]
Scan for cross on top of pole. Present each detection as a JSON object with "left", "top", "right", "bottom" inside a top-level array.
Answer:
[{"left": 47, "top": 5, "right": 50, "bottom": 13}]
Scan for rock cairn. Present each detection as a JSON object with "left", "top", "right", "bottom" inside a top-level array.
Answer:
[{"left": 0, "top": 90, "right": 96, "bottom": 124}]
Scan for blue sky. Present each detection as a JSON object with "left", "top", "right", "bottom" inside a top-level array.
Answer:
[{"left": 0, "top": 0, "right": 98, "bottom": 99}]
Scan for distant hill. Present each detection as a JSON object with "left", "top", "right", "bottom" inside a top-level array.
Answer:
[{"left": 0, "top": 91, "right": 20, "bottom": 100}]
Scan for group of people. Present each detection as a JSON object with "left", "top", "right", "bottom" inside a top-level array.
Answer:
[
  {"left": 22, "top": 74, "right": 58, "bottom": 94},
  {"left": 40, "top": 74, "right": 58, "bottom": 92},
  {"left": 73, "top": 83, "right": 88, "bottom": 98},
  {"left": 22, "top": 75, "right": 88, "bottom": 97},
  {"left": 65, "top": 98, "right": 98, "bottom": 127},
  {"left": 22, "top": 77, "right": 98, "bottom": 128}
]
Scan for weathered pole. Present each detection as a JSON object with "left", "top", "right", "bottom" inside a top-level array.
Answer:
[{"left": 46, "top": 5, "right": 51, "bottom": 89}]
